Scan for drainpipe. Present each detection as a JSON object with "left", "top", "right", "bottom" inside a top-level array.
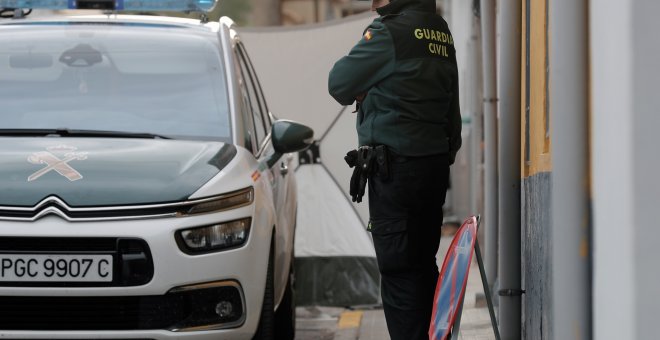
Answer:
[
  {"left": 479, "top": 0, "right": 498, "bottom": 291},
  {"left": 550, "top": 1, "right": 591, "bottom": 339},
  {"left": 497, "top": 0, "right": 522, "bottom": 338},
  {"left": 469, "top": 13, "right": 483, "bottom": 222}
]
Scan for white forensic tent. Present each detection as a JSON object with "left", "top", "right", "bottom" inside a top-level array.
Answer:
[{"left": 241, "top": 13, "right": 381, "bottom": 306}]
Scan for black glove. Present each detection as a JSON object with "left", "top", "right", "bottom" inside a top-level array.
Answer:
[
  {"left": 345, "top": 149, "right": 362, "bottom": 202},
  {"left": 350, "top": 165, "right": 362, "bottom": 202},
  {"left": 345, "top": 148, "right": 373, "bottom": 203},
  {"left": 344, "top": 149, "right": 358, "bottom": 168}
]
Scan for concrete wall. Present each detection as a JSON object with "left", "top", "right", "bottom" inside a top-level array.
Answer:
[
  {"left": 631, "top": 1, "right": 660, "bottom": 337},
  {"left": 592, "top": 0, "right": 660, "bottom": 338}
]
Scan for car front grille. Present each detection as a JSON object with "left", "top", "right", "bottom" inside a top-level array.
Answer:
[
  {"left": 0, "top": 186, "right": 251, "bottom": 222},
  {"left": 0, "top": 295, "right": 185, "bottom": 330},
  {"left": 0, "top": 283, "right": 244, "bottom": 331},
  {"left": 0, "top": 237, "right": 117, "bottom": 252}
]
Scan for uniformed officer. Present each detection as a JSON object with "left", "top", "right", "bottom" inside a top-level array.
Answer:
[{"left": 328, "top": 0, "right": 461, "bottom": 339}]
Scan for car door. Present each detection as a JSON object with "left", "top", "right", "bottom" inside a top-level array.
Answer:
[{"left": 234, "top": 41, "right": 295, "bottom": 304}]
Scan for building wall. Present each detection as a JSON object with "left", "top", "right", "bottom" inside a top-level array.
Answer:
[
  {"left": 592, "top": 0, "right": 660, "bottom": 338},
  {"left": 281, "top": 0, "right": 360, "bottom": 25},
  {"left": 520, "top": 0, "right": 552, "bottom": 338},
  {"left": 282, "top": 0, "right": 332, "bottom": 25},
  {"left": 631, "top": 1, "right": 660, "bottom": 337}
]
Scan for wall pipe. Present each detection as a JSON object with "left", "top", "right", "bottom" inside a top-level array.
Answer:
[
  {"left": 469, "top": 16, "right": 483, "bottom": 222},
  {"left": 550, "top": 0, "right": 591, "bottom": 339},
  {"left": 479, "top": 0, "right": 498, "bottom": 291},
  {"left": 497, "top": 0, "right": 522, "bottom": 338}
]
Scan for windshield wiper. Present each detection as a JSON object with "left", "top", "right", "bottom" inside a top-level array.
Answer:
[{"left": 0, "top": 128, "right": 172, "bottom": 139}]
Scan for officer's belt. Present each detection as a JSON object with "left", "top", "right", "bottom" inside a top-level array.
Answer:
[{"left": 385, "top": 148, "right": 446, "bottom": 164}]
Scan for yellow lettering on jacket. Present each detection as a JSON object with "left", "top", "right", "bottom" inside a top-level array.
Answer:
[
  {"left": 428, "top": 43, "right": 449, "bottom": 57},
  {"left": 412, "top": 27, "right": 454, "bottom": 45},
  {"left": 414, "top": 27, "right": 453, "bottom": 58}
]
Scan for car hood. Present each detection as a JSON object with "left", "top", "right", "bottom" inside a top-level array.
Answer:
[{"left": 0, "top": 138, "right": 237, "bottom": 207}]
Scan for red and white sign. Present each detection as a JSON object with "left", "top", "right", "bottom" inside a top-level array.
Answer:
[{"left": 429, "top": 216, "right": 479, "bottom": 340}]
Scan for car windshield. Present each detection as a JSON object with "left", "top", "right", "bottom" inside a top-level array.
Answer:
[{"left": 0, "top": 22, "right": 231, "bottom": 141}]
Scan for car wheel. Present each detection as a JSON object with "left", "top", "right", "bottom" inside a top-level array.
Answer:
[
  {"left": 252, "top": 239, "right": 275, "bottom": 340},
  {"left": 274, "top": 256, "right": 296, "bottom": 340}
]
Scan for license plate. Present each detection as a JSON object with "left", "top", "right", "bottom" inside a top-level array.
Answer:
[{"left": 0, "top": 254, "right": 113, "bottom": 282}]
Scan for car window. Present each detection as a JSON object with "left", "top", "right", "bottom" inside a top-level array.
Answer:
[
  {"left": 239, "top": 43, "right": 273, "bottom": 129},
  {"left": 235, "top": 43, "right": 267, "bottom": 147},
  {"left": 0, "top": 24, "right": 231, "bottom": 142},
  {"left": 235, "top": 61, "right": 256, "bottom": 153}
]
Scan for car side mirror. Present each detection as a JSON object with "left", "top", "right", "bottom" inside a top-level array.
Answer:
[{"left": 267, "top": 120, "right": 314, "bottom": 167}]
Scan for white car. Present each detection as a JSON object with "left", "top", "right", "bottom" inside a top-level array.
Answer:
[{"left": 0, "top": 3, "right": 312, "bottom": 339}]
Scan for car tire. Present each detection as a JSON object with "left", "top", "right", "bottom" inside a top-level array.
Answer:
[
  {"left": 274, "top": 256, "right": 296, "bottom": 340},
  {"left": 252, "top": 239, "right": 275, "bottom": 340}
]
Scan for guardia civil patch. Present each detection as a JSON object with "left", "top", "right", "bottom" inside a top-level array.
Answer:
[{"left": 363, "top": 29, "right": 373, "bottom": 41}]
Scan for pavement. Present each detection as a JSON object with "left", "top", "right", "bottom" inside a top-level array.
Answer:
[{"left": 295, "top": 233, "right": 498, "bottom": 340}]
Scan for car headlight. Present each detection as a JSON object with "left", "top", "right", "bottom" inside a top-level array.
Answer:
[
  {"left": 177, "top": 218, "right": 251, "bottom": 254},
  {"left": 182, "top": 187, "right": 253, "bottom": 216}
]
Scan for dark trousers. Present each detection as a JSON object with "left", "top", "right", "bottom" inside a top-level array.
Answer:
[{"left": 368, "top": 153, "right": 450, "bottom": 340}]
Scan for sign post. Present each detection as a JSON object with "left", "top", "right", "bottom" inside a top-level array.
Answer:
[{"left": 474, "top": 224, "right": 501, "bottom": 340}]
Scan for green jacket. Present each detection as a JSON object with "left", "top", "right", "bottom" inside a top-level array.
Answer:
[{"left": 328, "top": 0, "right": 461, "bottom": 162}]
